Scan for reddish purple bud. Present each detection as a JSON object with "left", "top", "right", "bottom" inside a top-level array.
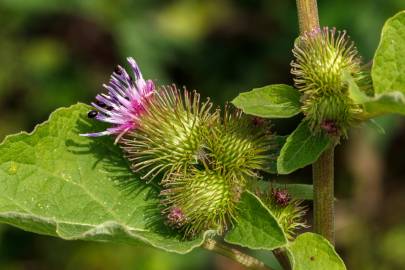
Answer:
[
  {"left": 321, "top": 120, "right": 339, "bottom": 135},
  {"left": 252, "top": 116, "right": 265, "bottom": 127},
  {"left": 166, "top": 206, "right": 187, "bottom": 228},
  {"left": 272, "top": 188, "right": 291, "bottom": 206}
]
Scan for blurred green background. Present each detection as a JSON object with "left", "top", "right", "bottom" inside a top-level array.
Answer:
[{"left": 0, "top": 0, "right": 404, "bottom": 269}]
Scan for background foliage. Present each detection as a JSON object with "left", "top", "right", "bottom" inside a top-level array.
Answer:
[{"left": 0, "top": 0, "right": 404, "bottom": 269}]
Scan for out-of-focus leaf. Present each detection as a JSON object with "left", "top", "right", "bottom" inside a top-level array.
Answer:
[
  {"left": 361, "top": 91, "right": 405, "bottom": 118},
  {"left": 372, "top": 10, "right": 405, "bottom": 94}
]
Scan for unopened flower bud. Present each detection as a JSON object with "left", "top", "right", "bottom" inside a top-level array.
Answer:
[
  {"left": 160, "top": 169, "right": 241, "bottom": 237},
  {"left": 291, "top": 27, "right": 368, "bottom": 137},
  {"left": 257, "top": 186, "right": 307, "bottom": 239}
]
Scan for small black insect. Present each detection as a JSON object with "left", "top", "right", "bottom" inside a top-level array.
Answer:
[{"left": 87, "top": 110, "right": 98, "bottom": 118}]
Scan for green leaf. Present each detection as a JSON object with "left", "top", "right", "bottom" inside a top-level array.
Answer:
[
  {"left": 343, "top": 71, "right": 371, "bottom": 104},
  {"left": 232, "top": 84, "right": 301, "bottom": 118},
  {"left": 0, "top": 103, "right": 211, "bottom": 254},
  {"left": 254, "top": 181, "right": 313, "bottom": 200},
  {"left": 224, "top": 191, "right": 287, "bottom": 250},
  {"left": 372, "top": 10, "right": 405, "bottom": 94},
  {"left": 277, "top": 121, "right": 331, "bottom": 174},
  {"left": 287, "top": 233, "right": 346, "bottom": 270},
  {"left": 271, "top": 183, "right": 313, "bottom": 201},
  {"left": 361, "top": 91, "right": 405, "bottom": 118},
  {"left": 343, "top": 69, "right": 405, "bottom": 119}
]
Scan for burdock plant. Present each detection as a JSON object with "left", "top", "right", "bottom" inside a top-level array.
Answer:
[{"left": 0, "top": 1, "right": 404, "bottom": 270}]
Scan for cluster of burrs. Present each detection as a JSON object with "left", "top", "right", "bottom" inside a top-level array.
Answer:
[{"left": 82, "top": 57, "right": 306, "bottom": 238}]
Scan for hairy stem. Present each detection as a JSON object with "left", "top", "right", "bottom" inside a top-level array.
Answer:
[
  {"left": 203, "top": 239, "right": 273, "bottom": 270},
  {"left": 296, "top": 0, "right": 320, "bottom": 33},
  {"left": 312, "top": 146, "right": 335, "bottom": 244},
  {"left": 296, "top": 0, "right": 336, "bottom": 245}
]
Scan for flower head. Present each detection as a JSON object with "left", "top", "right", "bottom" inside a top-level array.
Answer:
[
  {"left": 204, "top": 107, "right": 270, "bottom": 180},
  {"left": 81, "top": 57, "right": 155, "bottom": 141},
  {"left": 121, "top": 85, "right": 217, "bottom": 181},
  {"left": 160, "top": 169, "right": 240, "bottom": 237},
  {"left": 291, "top": 27, "right": 361, "bottom": 95},
  {"left": 291, "top": 27, "right": 367, "bottom": 136}
]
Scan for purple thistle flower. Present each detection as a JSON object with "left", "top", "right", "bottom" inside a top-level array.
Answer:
[{"left": 81, "top": 57, "right": 155, "bottom": 142}]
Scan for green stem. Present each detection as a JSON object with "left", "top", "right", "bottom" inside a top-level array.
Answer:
[
  {"left": 203, "top": 239, "right": 273, "bottom": 270},
  {"left": 295, "top": 0, "right": 320, "bottom": 33},
  {"left": 312, "top": 146, "right": 335, "bottom": 244},
  {"left": 296, "top": 0, "right": 336, "bottom": 245}
]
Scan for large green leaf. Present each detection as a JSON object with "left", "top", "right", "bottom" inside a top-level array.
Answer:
[
  {"left": 0, "top": 103, "right": 211, "bottom": 254},
  {"left": 232, "top": 84, "right": 301, "bottom": 118},
  {"left": 287, "top": 233, "right": 346, "bottom": 270},
  {"left": 372, "top": 11, "right": 405, "bottom": 94},
  {"left": 277, "top": 121, "right": 331, "bottom": 174},
  {"left": 224, "top": 191, "right": 287, "bottom": 250}
]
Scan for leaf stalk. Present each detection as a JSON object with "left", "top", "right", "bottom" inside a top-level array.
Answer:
[{"left": 203, "top": 239, "right": 273, "bottom": 270}]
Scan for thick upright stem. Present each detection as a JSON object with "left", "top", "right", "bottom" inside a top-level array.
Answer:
[
  {"left": 296, "top": 0, "right": 320, "bottom": 33},
  {"left": 203, "top": 239, "right": 273, "bottom": 270},
  {"left": 312, "top": 146, "right": 335, "bottom": 244},
  {"left": 296, "top": 0, "right": 335, "bottom": 245}
]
